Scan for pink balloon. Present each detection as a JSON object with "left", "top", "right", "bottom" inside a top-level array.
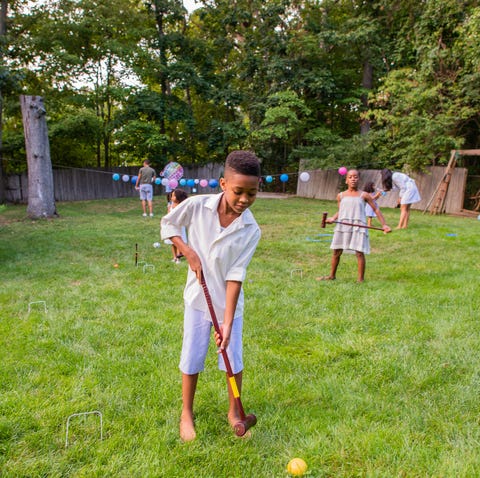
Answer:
[
  {"left": 199, "top": 179, "right": 208, "bottom": 187},
  {"left": 338, "top": 166, "right": 347, "bottom": 176},
  {"left": 168, "top": 179, "right": 178, "bottom": 188}
]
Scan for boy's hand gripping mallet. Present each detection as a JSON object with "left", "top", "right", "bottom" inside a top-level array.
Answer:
[
  {"left": 321, "top": 211, "right": 385, "bottom": 231},
  {"left": 200, "top": 272, "right": 257, "bottom": 437}
]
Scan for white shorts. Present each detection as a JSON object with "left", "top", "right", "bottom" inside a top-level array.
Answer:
[
  {"left": 179, "top": 306, "right": 243, "bottom": 375},
  {"left": 139, "top": 184, "right": 153, "bottom": 201}
]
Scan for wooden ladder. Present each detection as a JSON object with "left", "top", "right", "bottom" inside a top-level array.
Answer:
[{"left": 426, "top": 150, "right": 457, "bottom": 215}]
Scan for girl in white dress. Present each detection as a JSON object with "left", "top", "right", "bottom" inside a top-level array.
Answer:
[
  {"left": 381, "top": 169, "right": 421, "bottom": 229},
  {"left": 317, "top": 169, "right": 391, "bottom": 282}
]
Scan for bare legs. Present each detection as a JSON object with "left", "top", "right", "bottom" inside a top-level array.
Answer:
[
  {"left": 180, "top": 373, "right": 198, "bottom": 442},
  {"left": 316, "top": 249, "right": 365, "bottom": 282},
  {"left": 226, "top": 371, "right": 243, "bottom": 427},
  {"left": 141, "top": 199, "right": 154, "bottom": 216},
  {"left": 171, "top": 245, "right": 180, "bottom": 261},
  {"left": 397, "top": 203, "right": 411, "bottom": 229},
  {"left": 180, "top": 371, "right": 243, "bottom": 442},
  {"left": 355, "top": 251, "right": 366, "bottom": 282},
  {"left": 329, "top": 249, "right": 342, "bottom": 280}
]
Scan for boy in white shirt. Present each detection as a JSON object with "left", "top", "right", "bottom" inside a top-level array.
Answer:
[{"left": 161, "top": 150, "right": 261, "bottom": 442}]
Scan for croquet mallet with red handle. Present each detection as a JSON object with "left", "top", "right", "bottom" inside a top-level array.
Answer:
[
  {"left": 321, "top": 211, "right": 386, "bottom": 231},
  {"left": 200, "top": 272, "right": 257, "bottom": 437}
]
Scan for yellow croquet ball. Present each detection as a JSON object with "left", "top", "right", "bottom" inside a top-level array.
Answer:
[{"left": 287, "top": 457, "right": 307, "bottom": 476}]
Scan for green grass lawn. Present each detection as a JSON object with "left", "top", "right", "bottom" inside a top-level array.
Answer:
[{"left": 1, "top": 196, "right": 479, "bottom": 477}]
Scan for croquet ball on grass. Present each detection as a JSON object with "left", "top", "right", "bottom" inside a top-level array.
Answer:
[
  {"left": 113, "top": 263, "right": 119, "bottom": 268},
  {"left": 287, "top": 458, "right": 307, "bottom": 476}
]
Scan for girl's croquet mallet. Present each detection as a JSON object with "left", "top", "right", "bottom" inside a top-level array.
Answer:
[
  {"left": 200, "top": 272, "right": 257, "bottom": 437},
  {"left": 321, "top": 211, "right": 385, "bottom": 231}
]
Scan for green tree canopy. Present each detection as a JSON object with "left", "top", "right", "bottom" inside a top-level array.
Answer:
[{"left": 2, "top": 0, "right": 480, "bottom": 185}]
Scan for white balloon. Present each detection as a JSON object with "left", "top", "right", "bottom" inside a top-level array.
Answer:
[{"left": 299, "top": 172, "right": 310, "bottom": 182}]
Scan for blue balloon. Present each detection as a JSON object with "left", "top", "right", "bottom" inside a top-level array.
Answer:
[
  {"left": 179, "top": 178, "right": 187, "bottom": 186},
  {"left": 265, "top": 175, "right": 273, "bottom": 183},
  {"left": 112, "top": 173, "right": 120, "bottom": 181},
  {"left": 280, "top": 174, "right": 289, "bottom": 182},
  {"left": 209, "top": 179, "right": 219, "bottom": 188},
  {"left": 155, "top": 177, "right": 161, "bottom": 185},
  {"left": 187, "top": 179, "right": 195, "bottom": 187},
  {"left": 131, "top": 176, "right": 138, "bottom": 184}
]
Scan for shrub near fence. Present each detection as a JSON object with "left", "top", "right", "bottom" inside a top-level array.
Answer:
[{"left": 5, "top": 164, "right": 225, "bottom": 204}]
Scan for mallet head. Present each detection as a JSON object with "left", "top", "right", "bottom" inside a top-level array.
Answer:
[
  {"left": 234, "top": 413, "right": 257, "bottom": 437},
  {"left": 321, "top": 212, "right": 328, "bottom": 228}
]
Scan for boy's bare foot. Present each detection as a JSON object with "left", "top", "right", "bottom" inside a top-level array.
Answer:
[
  {"left": 180, "top": 412, "right": 196, "bottom": 442},
  {"left": 316, "top": 276, "right": 335, "bottom": 281}
]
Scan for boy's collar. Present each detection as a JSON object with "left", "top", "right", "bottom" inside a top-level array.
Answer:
[{"left": 205, "top": 193, "right": 256, "bottom": 225}]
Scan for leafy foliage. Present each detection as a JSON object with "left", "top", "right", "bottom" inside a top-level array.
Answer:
[{"left": 2, "top": 0, "right": 480, "bottom": 177}]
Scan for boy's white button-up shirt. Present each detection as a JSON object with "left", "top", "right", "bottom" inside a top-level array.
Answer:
[{"left": 161, "top": 193, "right": 261, "bottom": 321}]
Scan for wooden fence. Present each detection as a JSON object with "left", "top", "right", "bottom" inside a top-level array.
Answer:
[
  {"left": 296, "top": 166, "right": 468, "bottom": 214},
  {"left": 5, "top": 163, "right": 225, "bottom": 203},
  {"left": 5, "top": 163, "right": 469, "bottom": 214}
]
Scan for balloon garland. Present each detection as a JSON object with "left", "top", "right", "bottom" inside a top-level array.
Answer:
[{"left": 112, "top": 162, "right": 350, "bottom": 187}]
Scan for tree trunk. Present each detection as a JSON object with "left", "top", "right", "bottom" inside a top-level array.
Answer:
[
  {"left": 20, "top": 95, "right": 57, "bottom": 218},
  {"left": 0, "top": 91, "right": 5, "bottom": 204},
  {"left": 0, "top": 0, "right": 6, "bottom": 36},
  {"left": 153, "top": 1, "right": 168, "bottom": 149},
  {"left": 0, "top": 0, "right": 8, "bottom": 203},
  {"left": 360, "top": 60, "right": 373, "bottom": 135}
]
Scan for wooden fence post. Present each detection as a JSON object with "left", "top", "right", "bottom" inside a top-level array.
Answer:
[{"left": 20, "top": 95, "right": 57, "bottom": 218}]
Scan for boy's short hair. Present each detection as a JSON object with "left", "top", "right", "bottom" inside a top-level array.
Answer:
[{"left": 225, "top": 150, "right": 261, "bottom": 178}]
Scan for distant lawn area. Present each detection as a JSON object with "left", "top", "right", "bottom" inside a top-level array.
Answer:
[{"left": 1, "top": 196, "right": 479, "bottom": 477}]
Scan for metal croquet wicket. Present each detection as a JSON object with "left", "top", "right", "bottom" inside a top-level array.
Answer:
[
  {"left": 28, "top": 301, "right": 48, "bottom": 315},
  {"left": 65, "top": 411, "right": 103, "bottom": 448},
  {"left": 290, "top": 269, "right": 303, "bottom": 279}
]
